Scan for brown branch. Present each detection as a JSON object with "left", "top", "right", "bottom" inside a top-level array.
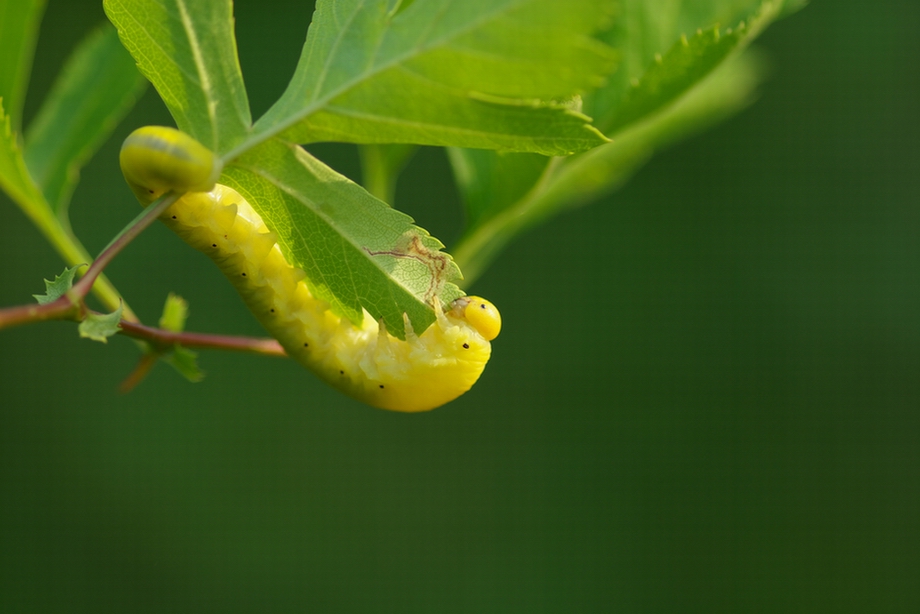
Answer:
[
  {"left": 0, "top": 291, "right": 84, "bottom": 329},
  {"left": 115, "top": 317, "right": 287, "bottom": 357}
]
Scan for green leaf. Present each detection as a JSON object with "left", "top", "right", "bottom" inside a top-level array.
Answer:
[
  {"left": 249, "top": 0, "right": 616, "bottom": 156},
  {"left": 103, "top": 0, "right": 252, "bottom": 153},
  {"left": 24, "top": 24, "right": 146, "bottom": 216},
  {"left": 279, "top": 88, "right": 608, "bottom": 156},
  {"left": 0, "top": 0, "right": 46, "bottom": 131},
  {"left": 223, "top": 139, "right": 464, "bottom": 338},
  {"left": 164, "top": 345, "right": 203, "bottom": 382},
  {"left": 585, "top": 0, "right": 797, "bottom": 132},
  {"left": 601, "top": 1, "right": 783, "bottom": 135},
  {"left": 79, "top": 303, "right": 124, "bottom": 343},
  {"left": 158, "top": 292, "right": 189, "bottom": 332},
  {"left": 33, "top": 264, "right": 84, "bottom": 305}
]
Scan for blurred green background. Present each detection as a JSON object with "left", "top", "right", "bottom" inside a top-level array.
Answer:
[{"left": 2, "top": 0, "right": 918, "bottom": 611}]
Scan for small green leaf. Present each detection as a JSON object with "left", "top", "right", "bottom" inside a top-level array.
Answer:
[
  {"left": 33, "top": 264, "right": 84, "bottom": 305},
  {"left": 0, "top": 0, "right": 46, "bottom": 131},
  {"left": 79, "top": 303, "right": 124, "bottom": 343},
  {"left": 158, "top": 292, "right": 189, "bottom": 333},
  {"left": 163, "top": 345, "right": 203, "bottom": 382},
  {"left": 24, "top": 24, "right": 146, "bottom": 216},
  {"left": 250, "top": 0, "right": 616, "bottom": 156},
  {"left": 223, "top": 139, "right": 464, "bottom": 338},
  {"left": 135, "top": 294, "right": 200, "bottom": 383},
  {"left": 103, "top": 0, "right": 252, "bottom": 153}
]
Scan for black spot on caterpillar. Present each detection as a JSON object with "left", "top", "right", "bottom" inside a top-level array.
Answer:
[{"left": 120, "top": 126, "right": 501, "bottom": 411}]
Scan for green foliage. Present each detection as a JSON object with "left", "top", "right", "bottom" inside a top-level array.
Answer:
[
  {"left": 101, "top": 0, "right": 624, "bottom": 336},
  {"left": 604, "top": 22, "right": 761, "bottom": 134},
  {"left": 450, "top": 0, "right": 803, "bottom": 282},
  {"left": 0, "top": 20, "right": 144, "bottom": 220},
  {"left": 594, "top": 0, "right": 782, "bottom": 133},
  {"left": 78, "top": 302, "right": 124, "bottom": 343},
  {"left": 32, "top": 264, "right": 83, "bottom": 305},
  {"left": 251, "top": 0, "right": 617, "bottom": 155},
  {"left": 2, "top": 0, "right": 804, "bottom": 353},
  {"left": 590, "top": 0, "right": 766, "bottom": 121}
]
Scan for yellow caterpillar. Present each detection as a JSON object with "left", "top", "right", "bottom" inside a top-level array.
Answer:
[{"left": 120, "top": 126, "right": 500, "bottom": 412}]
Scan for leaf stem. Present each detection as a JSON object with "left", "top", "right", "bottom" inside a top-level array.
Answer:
[
  {"left": 71, "top": 192, "right": 180, "bottom": 299},
  {"left": 0, "top": 294, "right": 83, "bottom": 329}
]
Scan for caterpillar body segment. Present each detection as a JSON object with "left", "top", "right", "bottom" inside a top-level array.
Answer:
[{"left": 120, "top": 127, "right": 499, "bottom": 411}]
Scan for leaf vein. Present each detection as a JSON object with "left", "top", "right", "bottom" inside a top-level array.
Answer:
[{"left": 175, "top": 0, "right": 218, "bottom": 147}]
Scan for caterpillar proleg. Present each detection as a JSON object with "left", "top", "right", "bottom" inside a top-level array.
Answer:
[{"left": 120, "top": 127, "right": 500, "bottom": 411}]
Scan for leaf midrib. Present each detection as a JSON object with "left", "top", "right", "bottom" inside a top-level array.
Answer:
[{"left": 175, "top": 0, "right": 218, "bottom": 145}]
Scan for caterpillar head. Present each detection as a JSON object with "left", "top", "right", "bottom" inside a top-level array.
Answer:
[
  {"left": 120, "top": 126, "right": 222, "bottom": 205},
  {"left": 452, "top": 296, "right": 501, "bottom": 341}
]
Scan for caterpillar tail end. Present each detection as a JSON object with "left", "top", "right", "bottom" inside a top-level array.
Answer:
[{"left": 120, "top": 126, "right": 222, "bottom": 205}]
